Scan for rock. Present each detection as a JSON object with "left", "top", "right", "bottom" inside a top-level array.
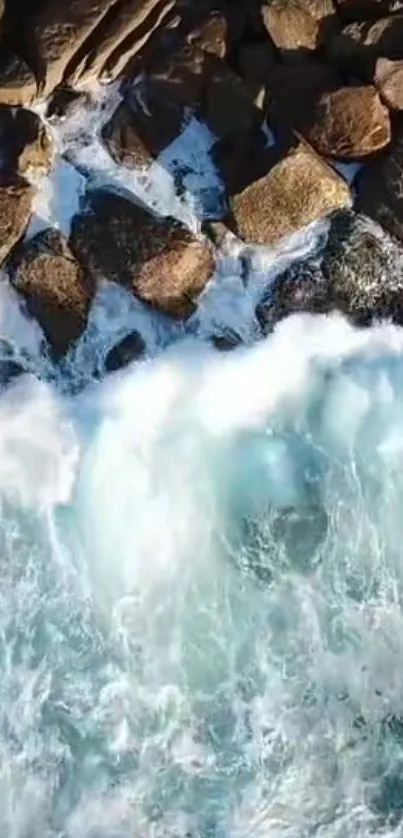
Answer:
[
  {"left": 212, "top": 330, "right": 242, "bottom": 351},
  {"left": 261, "top": 0, "right": 338, "bottom": 57},
  {"left": 236, "top": 40, "right": 277, "bottom": 85},
  {"left": 186, "top": 13, "right": 229, "bottom": 58},
  {"left": 31, "top": 0, "right": 120, "bottom": 95},
  {"left": 305, "top": 86, "right": 391, "bottom": 159},
  {"left": 102, "top": 101, "right": 154, "bottom": 169},
  {"left": 10, "top": 229, "right": 91, "bottom": 357},
  {"left": 105, "top": 331, "right": 146, "bottom": 372},
  {"left": 211, "top": 127, "right": 273, "bottom": 195},
  {"left": 102, "top": 89, "right": 182, "bottom": 166},
  {"left": 375, "top": 57, "right": 403, "bottom": 109},
  {"left": 0, "top": 175, "right": 32, "bottom": 265},
  {"left": 335, "top": 0, "right": 390, "bottom": 20},
  {"left": 0, "top": 108, "right": 53, "bottom": 174},
  {"left": 265, "top": 60, "right": 342, "bottom": 132},
  {"left": 69, "top": 191, "right": 215, "bottom": 319},
  {"left": 46, "top": 86, "right": 88, "bottom": 121},
  {"left": 0, "top": 358, "right": 24, "bottom": 387},
  {"left": 328, "top": 15, "right": 403, "bottom": 78},
  {"left": 0, "top": 53, "right": 37, "bottom": 106},
  {"left": 146, "top": 43, "right": 208, "bottom": 109},
  {"left": 258, "top": 210, "right": 403, "bottom": 331},
  {"left": 228, "top": 140, "right": 352, "bottom": 246},
  {"left": 69, "top": 0, "right": 176, "bottom": 86},
  {"left": 356, "top": 125, "right": 403, "bottom": 241}
]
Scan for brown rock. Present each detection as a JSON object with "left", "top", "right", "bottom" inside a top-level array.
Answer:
[
  {"left": 46, "top": 86, "right": 89, "bottom": 122},
  {"left": 69, "top": 191, "right": 215, "bottom": 319},
  {"left": 105, "top": 331, "right": 146, "bottom": 372},
  {"left": 356, "top": 126, "right": 403, "bottom": 241},
  {"left": 146, "top": 43, "right": 207, "bottom": 109},
  {"left": 0, "top": 54, "right": 37, "bottom": 106},
  {"left": 228, "top": 140, "right": 352, "bottom": 245},
  {"left": 305, "top": 86, "right": 391, "bottom": 158},
  {"left": 102, "top": 88, "right": 183, "bottom": 166},
  {"left": 375, "top": 57, "right": 403, "bottom": 109},
  {"left": 31, "top": 0, "right": 119, "bottom": 95},
  {"left": 211, "top": 127, "right": 273, "bottom": 195},
  {"left": 0, "top": 175, "right": 32, "bottom": 265},
  {"left": 261, "top": 0, "right": 338, "bottom": 57},
  {"left": 102, "top": 101, "right": 154, "bottom": 168},
  {"left": 187, "top": 14, "right": 229, "bottom": 58},
  {"left": 0, "top": 109, "right": 53, "bottom": 175},
  {"left": 328, "top": 15, "right": 403, "bottom": 78},
  {"left": 237, "top": 40, "right": 277, "bottom": 85},
  {"left": 201, "top": 55, "right": 263, "bottom": 138},
  {"left": 266, "top": 60, "right": 342, "bottom": 131},
  {"left": 10, "top": 229, "right": 91, "bottom": 357},
  {"left": 69, "top": 0, "right": 176, "bottom": 86}
]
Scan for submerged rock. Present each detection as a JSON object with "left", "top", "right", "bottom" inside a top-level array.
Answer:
[
  {"left": 69, "top": 191, "right": 214, "bottom": 319},
  {"left": 105, "top": 331, "right": 146, "bottom": 372},
  {"left": 10, "top": 229, "right": 92, "bottom": 357}
]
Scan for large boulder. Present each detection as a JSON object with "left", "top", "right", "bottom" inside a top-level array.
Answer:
[
  {"left": 236, "top": 40, "right": 277, "bottom": 85},
  {"left": 0, "top": 53, "right": 37, "bottom": 106},
  {"left": 227, "top": 140, "right": 352, "bottom": 246},
  {"left": 304, "top": 86, "right": 391, "bottom": 158},
  {"left": 257, "top": 210, "right": 403, "bottom": 332},
  {"left": 0, "top": 175, "right": 32, "bottom": 265},
  {"left": 105, "top": 331, "right": 146, "bottom": 372},
  {"left": 265, "top": 60, "right": 343, "bottom": 131},
  {"left": 374, "top": 57, "right": 403, "bottom": 109},
  {"left": 356, "top": 125, "right": 403, "bottom": 241},
  {"left": 101, "top": 88, "right": 183, "bottom": 166},
  {"left": 69, "top": 191, "right": 215, "bottom": 319},
  {"left": 9, "top": 229, "right": 92, "bottom": 357},
  {"left": 328, "top": 15, "right": 403, "bottom": 78},
  {"left": 261, "top": 0, "right": 338, "bottom": 57},
  {"left": 0, "top": 108, "right": 53, "bottom": 174}
]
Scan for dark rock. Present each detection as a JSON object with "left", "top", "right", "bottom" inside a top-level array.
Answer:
[
  {"left": 328, "top": 15, "right": 403, "bottom": 79},
  {"left": 374, "top": 57, "right": 403, "bottom": 109},
  {"left": 105, "top": 331, "right": 146, "bottom": 372},
  {"left": 211, "top": 127, "right": 273, "bottom": 196},
  {"left": 212, "top": 331, "right": 242, "bottom": 350},
  {"left": 257, "top": 210, "right": 403, "bottom": 332},
  {"left": 265, "top": 60, "right": 343, "bottom": 132},
  {"left": 69, "top": 191, "right": 215, "bottom": 319},
  {"left": 10, "top": 229, "right": 92, "bottom": 357},
  {"left": 236, "top": 40, "right": 277, "bottom": 85},
  {"left": 0, "top": 108, "right": 53, "bottom": 174},
  {"left": 0, "top": 358, "right": 24, "bottom": 387},
  {"left": 46, "top": 86, "right": 88, "bottom": 121},
  {"left": 228, "top": 140, "right": 352, "bottom": 246},
  {"left": 356, "top": 125, "right": 403, "bottom": 241},
  {"left": 186, "top": 13, "right": 229, "bottom": 58},
  {"left": 304, "top": 86, "right": 391, "bottom": 159},
  {"left": 261, "top": 0, "right": 339, "bottom": 58},
  {"left": 0, "top": 174, "right": 32, "bottom": 266},
  {"left": 102, "top": 89, "right": 183, "bottom": 166},
  {"left": 0, "top": 53, "right": 37, "bottom": 106},
  {"left": 335, "top": 0, "right": 391, "bottom": 21}
]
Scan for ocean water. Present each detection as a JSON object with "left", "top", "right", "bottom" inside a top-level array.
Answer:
[{"left": 1, "top": 83, "right": 403, "bottom": 837}]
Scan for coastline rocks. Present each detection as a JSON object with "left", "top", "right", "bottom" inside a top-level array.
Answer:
[
  {"left": 186, "top": 13, "right": 229, "bottom": 58},
  {"left": 9, "top": 229, "right": 92, "bottom": 357},
  {"left": 375, "top": 57, "right": 403, "bottom": 109},
  {"left": 69, "top": 191, "right": 214, "bottom": 319},
  {"left": 257, "top": 210, "right": 403, "bottom": 332},
  {"left": 305, "top": 86, "right": 391, "bottom": 158},
  {"left": 102, "top": 90, "right": 182, "bottom": 166},
  {"left": 335, "top": 1, "right": 390, "bottom": 20},
  {"left": 236, "top": 40, "right": 277, "bottom": 85},
  {"left": 0, "top": 175, "right": 32, "bottom": 266},
  {"left": 0, "top": 108, "right": 53, "bottom": 174},
  {"left": 0, "top": 54, "right": 37, "bottom": 106},
  {"left": 105, "top": 331, "right": 146, "bottom": 372},
  {"left": 329, "top": 16, "right": 403, "bottom": 77},
  {"left": 227, "top": 141, "right": 352, "bottom": 246},
  {"left": 261, "top": 0, "right": 338, "bottom": 57},
  {"left": 265, "top": 60, "right": 342, "bottom": 131},
  {"left": 356, "top": 126, "right": 403, "bottom": 241}
]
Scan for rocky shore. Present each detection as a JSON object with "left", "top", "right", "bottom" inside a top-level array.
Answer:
[{"left": 0, "top": 0, "right": 403, "bottom": 368}]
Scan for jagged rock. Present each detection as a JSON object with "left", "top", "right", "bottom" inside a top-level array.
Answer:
[
  {"left": 102, "top": 101, "right": 154, "bottom": 168},
  {"left": 10, "top": 229, "right": 91, "bottom": 357},
  {"left": 212, "top": 331, "right": 242, "bottom": 351},
  {"left": 257, "top": 210, "right": 403, "bottom": 332},
  {"left": 228, "top": 140, "right": 352, "bottom": 246},
  {"left": 356, "top": 125, "right": 403, "bottom": 241},
  {"left": 375, "top": 57, "right": 403, "bottom": 109},
  {"left": 328, "top": 15, "right": 403, "bottom": 78},
  {"left": 0, "top": 175, "right": 32, "bottom": 265},
  {"left": 105, "top": 331, "right": 146, "bottom": 372},
  {"left": 69, "top": 0, "right": 176, "bottom": 86},
  {"left": 261, "top": 0, "right": 338, "bottom": 57},
  {"left": 69, "top": 191, "right": 215, "bottom": 319},
  {"left": 0, "top": 53, "right": 37, "bottom": 106},
  {"left": 305, "top": 86, "right": 391, "bottom": 158},
  {"left": 102, "top": 90, "right": 182, "bottom": 166},
  {"left": 236, "top": 40, "right": 277, "bottom": 85},
  {"left": 46, "top": 86, "right": 89, "bottom": 121},
  {"left": 0, "top": 108, "right": 53, "bottom": 174},
  {"left": 186, "top": 13, "right": 229, "bottom": 58},
  {"left": 146, "top": 43, "right": 208, "bottom": 109},
  {"left": 266, "top": 60, "right": 342, "bottom": 131}
]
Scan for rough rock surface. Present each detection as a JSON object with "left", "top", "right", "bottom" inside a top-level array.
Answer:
[
  {"left": 356, "top": 126, "right": 403, "bottom": 241},
  {"left": 305, "top": 86, "right": 391, "bottom": 158},
  {"left": 0, "top": 108, "right": 53, "bottom": 174},
  {"left": 186, "top": 13, "right": 229, "bottom": 58},
  {"left": 257, "top": 211, "right": 403, "bottom": 332},
  {"left": 46, "top": 86, "right": 89, "bottom": 121},
  {"left": 0, "top": 54, "right": 37, "bottom": 106},
  {"left": 261, "top": 0, "right": 338, "bottom": 56},
  {"left": 105, "top": 331, "right": 146, "bottom": 372},
  {"left": 69, "top": 191, "right": 215, "bottom": 319},
  {"left": 228, "top": 141, "right": 352, "bottom": 246},
  {"left": 329, "top": 15, "right": 403, "bottom": 77},
  {"left": 102, "top": 90, "right": 182, "bottom": 165},
  {"left": 375, "top": 57, "right": 403, "bottom": 109},
  {"left": 10, "top": 229, "right": 92, "bottom": 357},
  {"left": 0, "top": 175, "right": 32, "bottom": 265}
]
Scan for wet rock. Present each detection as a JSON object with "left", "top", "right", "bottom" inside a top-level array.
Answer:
[
  {"left": 10, "top": 229, "right": 92, "bottom": 357},
  {"left": 146, "top": 43, "right": 208, "bottom": 110},
  {"left": 305, "top": 86, "right": 391, "bottom": 159},
  {"left": 328, "top": 15, "right": 403, "bottom": 78},
  {"left": 69, "top": 191, "right": 215, "bottom": 319},
  {"left": 0, "top": 358, "right": 24, "bottom": 387},
  {"left": 257, "top": 210, "right": 403, "bottom": 331},
  {"left": 0, "top": 175, "right": 32, "bottom": 266},
  {"left": 228, "top": 140, "right": 352, "bottom": 246},
  {"left": 0, "top": 53, "right": 37, "bottom": 106},
  {"left": 265, "top": 60, "right": 343, "bottom": 132},
  {"left": 236, "top": 40, "right": 277, "bottom": 85},
  {"left": 374, "top": 57, "right": 403, "bottom": 109},
  {"left": 46, "top": 86, "right": 88, "bottom": 122},
  {"left": 69, "top": 0, "right": 176, "bottom": 86},
  {"left": 101, "top": 90, "right": 181, "bottom": 166},
  {"left": 0, "top": 108, "right": 53, "bottom": 174},
  {"left": 186, "top": 13, "right": 229, "bottom": 58},
  {"left": 356, "top": 125, "right": 403, "bottom": 241},
  {"left": 105, "top": 331, "right": 146, "bottom": 372},
  {"left": 261, "top": 0, "right": 338, "bottom": 58}
]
